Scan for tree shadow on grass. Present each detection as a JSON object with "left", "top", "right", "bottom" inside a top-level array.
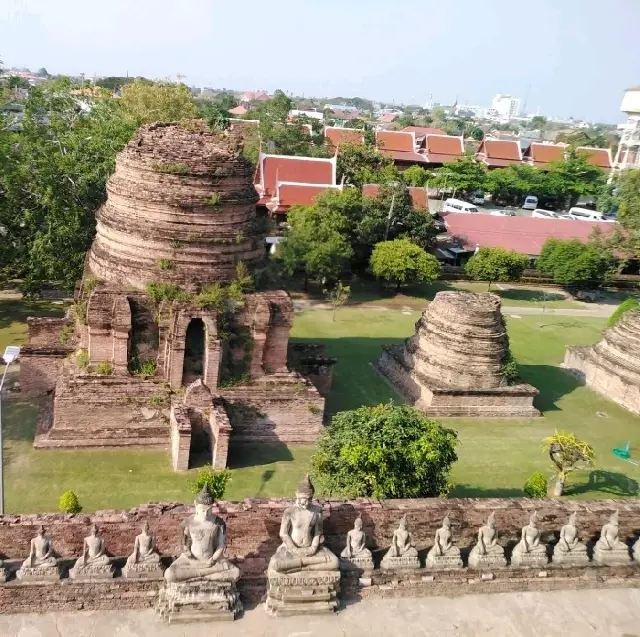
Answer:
[
  {"left": 518, "top": 364, "right": 582, "bottom": 412},
  {"left": 566, "top": 470, "right": 639, "bottom": 497},
  {"left": 0, "top": 299, "right": 65, "bottom": 331},
  {"left": 2, "top": 398, "right": 38, "bottom": 441},
  {"left": 347, "top": 281, "right": 453, "bottom": 306},
  {"left": 226, "top": 442, "right": 294, "bottom": 469}
]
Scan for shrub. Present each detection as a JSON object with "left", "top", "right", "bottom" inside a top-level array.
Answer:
[
  {"left": 59, "top": 490, "right": 82, "bottom": 514},
  {"left": 145, "top": 282, "right": 192, "bottom": 305},
  {"left": 152, "top": 162, "right": 190, "bottom": 175},
  {"left": 190, "top": 467, "right": 231, "bottom": 501},
  {"left": 308, "top": 403, "right": 322, "bottom": 414},
  {"left": 607, "top": 297, "right": 640, "bottom": 327},
  {"left": 95, "top": 361, "right": 113, "bottom": 376},
  {"left": 523, "top": 472, "right": 548, "bottom": 498},
  {"left": 311, "top": 402, "right": 458, "bottom": 498},
  {"left": 502, "top": 351, "right": 520, "bottom": 384},
  {"left": 135, "top": 359, "right": 157, "bottom": 378},
  {"left": 82, "top": 276, "right": 102, "bottom": 297},
  {"left": 158, "top": 258, "right": 175, "bottom": 271},
  {"left": 73, "top": 301, "right": 88, "bottom": 323},
  {"left": 370, "top": 239, "right": 441, "bottom": 291},
  {"left": 464, "top": 247, "right": 530, "bottom": 290},
  {"left": 59, "top": 324, "right": 74, "bottom": 345},
  {"left": 206, "top": 193, "right": 220, "bottom": 206},
  {"left": 76, "top": 350, "right": 90, "bottom": 370}
]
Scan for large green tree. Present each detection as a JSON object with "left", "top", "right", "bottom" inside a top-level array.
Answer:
[
  {"left": 370, "top": 238, "right": 441, "bottom": 291},
  {"left": 432, "top": 156, "right": 487, "bottom": 197},
  {"left": 465, "top": 247, "right": 530, "bottom": 290},
  {"left": 537, "top": 238, "right": 615, "bottom": 288},
  {"left": 311, "top": 402, "right": 458, "bottom": 498},
  {"left": 336, "top": 142, "right": 398, "bottom": 188},
  {"left": 616, "top": 169, "right": 640, "bottom": 256}
]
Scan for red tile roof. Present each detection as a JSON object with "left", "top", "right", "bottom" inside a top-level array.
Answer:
[
  {"left": 476, "top": 139, "right": 522, "bottom": 167},
  {"left": 376, "top": 130, "right": 416, "bottom": 152},
  {"left": 444, "top": 213, "right": 618, "bottom": 256},
  {"left": 254, "top": 153, "right": 336, "bottom": 204},
  {"left": 362, "top": 184, "right": 429, "bottom": 209},
  {"left": 402, "top": 126, "right": 447, "bottom": 136},
  {"left": 378, "top": 113, "right": 398, "bottom": 123},
  {"left": 267, "top": 183, "right": 340, "bottom": 213},
  {"left": 423, "top": 134, "right": 464, "bottom": 164},
  {"left": 523, "top": 143, "right": 565, "bottom": 168},
  {"left": 577, "top": 146, "right": 612, "bottom": 170},
  {"left": 324, "top": 126, "right": 365, "bottom": 148},
  {"left": 241, "top": 91, "right": 271, "bottom": 102},
  {"left": 331, "top": 109, "right": 362, "bottom": 120},
  {"left": 380, "top": 149, "right": 428, "bottom": 163},
  {"left": 228, "top": 105, "right": 248, "bottom": 116}
]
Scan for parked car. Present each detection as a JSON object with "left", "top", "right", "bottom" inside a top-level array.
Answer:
[
  {"left": 470, "top": 191, "right": 485, "bottom": 205},
  {"left": 567, "top": 207, "right": 616, "bottom": 222},
  {"left": 490, "top": 209, "right": 516, "bottom": 217},
  {"left": 443, "top": 198, "right": 479, "bottom": 214},
  {"left": 532, "top": 209, "right": 559, "bottom": 219},
  {"left": 522, "top": 195, "right": 539, "bottom": 210}
]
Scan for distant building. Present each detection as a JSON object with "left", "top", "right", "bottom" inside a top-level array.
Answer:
[
  {"left": 576, "top": 146, "right": 613, "bottom": 172},
  {"left": 613, "top": 86, "right": 640, "bottom": 172},
  {"left": 324, "top": 126, "right": 365, "bottom": 148},
  {"left": 289, "top": 109, "right": 324, "bottom": 121},
  {"left": 522, "top": 143, "right": 566, "bottom": 169},
  {"left": 239, "top": 90, "right": 272, "bottom": 105},
  {"left": 324, "top": 104, "right": 359, "bottom": 112},
  {"left": 491, "top": 94, "right": 521, "bottom": 120}
]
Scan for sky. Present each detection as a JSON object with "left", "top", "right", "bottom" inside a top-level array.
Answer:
[{"left": 1, "top": 0, "right": 639, "bottom": 123}]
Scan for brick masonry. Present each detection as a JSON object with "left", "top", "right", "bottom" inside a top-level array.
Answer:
[{"left": 1, "top": 497, "right": 640, "bottom": 613}]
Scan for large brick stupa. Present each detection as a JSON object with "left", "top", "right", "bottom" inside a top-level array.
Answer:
[{"left": 21, "top": 122, "right": 334, "bottom": 470}]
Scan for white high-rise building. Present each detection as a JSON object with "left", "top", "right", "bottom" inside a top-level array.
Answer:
[
  {"left": 613, "top": 86, "right": 640, "bottom": 172},
  {"left": 491, "top": 94, "right": 521, "bottom": 119}
]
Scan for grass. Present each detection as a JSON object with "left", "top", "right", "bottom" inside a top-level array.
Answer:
[
  {"left": 290, "top": 279, "right": 587, "bottom": 310},
  {"left": 3, "top": 297, "right": 640, "bottom": 511}
]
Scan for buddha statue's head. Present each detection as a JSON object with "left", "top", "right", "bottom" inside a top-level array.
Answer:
[
  {"left": 354, "top": 516, "right": 363, "bottom": 531},
  {"left": 568, "top": 512, "right": 578, "bottom": 527},
  {"left": 38, "top": 525, "right": 46, "bottom": 536},
  {"left": 398, "top": 515, "right": 408, "bottom": 530},
  {"left": 141, "top": 521, "right": 150, "bottom": 535},
  {"left": 609, "top": 509, "right": 619, "bottom": 526},
  {"left": 295, "top": 474, "right": 314, "bottom": 510},
  {"left": 487, "top": 511, "right": 496, "bottom": 529},
  {"left": 442, "top": 514, "right": 451, "bottom": 529},
  {"left": 194, "top": 484, "right": 215, "bottom": 518},
  {"left": 529, "top": 511, "right": 538, "bottom": 528}
]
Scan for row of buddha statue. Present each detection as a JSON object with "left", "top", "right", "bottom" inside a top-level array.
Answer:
[{"left": 2, "top": 476, "right": 639, "bottom": 620}]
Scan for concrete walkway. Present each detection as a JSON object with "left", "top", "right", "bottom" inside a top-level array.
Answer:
[{"left": 3, "top": 589, "right": 640, "bottom": 636}]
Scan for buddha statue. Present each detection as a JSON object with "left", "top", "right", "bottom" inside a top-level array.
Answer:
[
  {"left": 426, "top": 514, "right": 462, "bottom": 569},
  {"left": 340, "top": 516, "right": 373, "bottom": 571},
  {"left": 265, "top": 475, "right": 341, "bottom": 617},
  {"left": 552, "top": 512, "right": 589, "bottom": 566},
  {"left": 380, "top": 515, "right": 420, "bottom": 570},
  {"left": 69, "top": 523, "right": 114, "bottom": 580},
  {"left": 269, "top": 475, "right": 339, "bottom": 574},
  {"left": 510, "top": 511, "right": 548, "bottom": 567},
  {"left": 16, "top": 525, "right": 60, "bottom": 581},
  {"left": 593, "top": 509, "right": 631, "bottom": 565},
  {"left": 123, "top": 521, "right": 164, "bottom": 579},
  {"left": 468, "top": 511, "right": 506, "bottom": 569},
  {"left": 164, "top": 485, "right": 240, "bottom": 583}
]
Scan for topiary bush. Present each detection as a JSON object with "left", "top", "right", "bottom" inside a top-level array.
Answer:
[
  {"left": 523, "top": 472, "right": 548, "bottom": 498},
  {"left": 190, "top": 467, "right": 231, "bottom": 501},
  {"left": 59, "top": 490, "right": 82, "bottom": 514}
]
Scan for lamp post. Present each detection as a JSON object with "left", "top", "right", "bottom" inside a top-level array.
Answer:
[{"left": 0, "top": 345, "right": 20, "bottom": 515}]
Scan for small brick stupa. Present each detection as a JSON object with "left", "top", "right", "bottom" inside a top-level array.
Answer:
[
  {"left": 375, "top": 291, "right": 539, "bottom": 417},
  {"left": 564, "top": 308, "right": 640, "bottom": 415},
  {"left": 21, "top": 122, "right": 334, "bottom": 470}
]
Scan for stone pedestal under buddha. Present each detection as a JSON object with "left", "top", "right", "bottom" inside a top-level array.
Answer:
[
  {"left": 69, "top": 524, "right": 114, "bottom": 581},
  {"left": 122, "top": 522, "right": 164, "bottom": 580},
  {"left": 425, "top": 515, "right": 463, "bottom": 570},
  {"left": 380, "top": 515, "right": 421, "bottom": 571},
  {"left": 510, "top": 511, "right": 548, "bottom": 568},
  {"left": 552, "top": 512, "right": 589, "bottom": 567},
  {"left": 17, "top": 526, "right": 60, "bottom": 582},
  {"left": 593, "top": 510, "right": 631, "bottom": 566},
  {"left": 468, "top": 512, "right": 507, "bottom": 570}
]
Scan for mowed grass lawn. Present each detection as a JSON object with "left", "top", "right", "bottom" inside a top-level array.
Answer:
[{"left": 2, "top": 298, "right": 640, "bottom": 512}]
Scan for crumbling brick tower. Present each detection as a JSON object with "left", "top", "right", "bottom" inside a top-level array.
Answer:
[{"left": 21, "top": 122, "right": 333, "bottom": 470}]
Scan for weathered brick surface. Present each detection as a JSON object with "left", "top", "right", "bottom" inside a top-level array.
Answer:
[{"left": 26, "top": 317, "right": 73, "bottom": 346}]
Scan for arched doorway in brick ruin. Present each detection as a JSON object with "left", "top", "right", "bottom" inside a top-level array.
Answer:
[{"left": 182, "top": 318, "right": 206, "bottom": 386}]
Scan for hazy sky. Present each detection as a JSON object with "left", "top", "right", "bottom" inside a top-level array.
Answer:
[{"left": 1, "top": 0, "right": 638, "bottom": 123}]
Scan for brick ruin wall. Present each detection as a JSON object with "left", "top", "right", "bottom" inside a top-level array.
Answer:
[{"left": 2, "top": 497, "right": 640, "bottom": 612}]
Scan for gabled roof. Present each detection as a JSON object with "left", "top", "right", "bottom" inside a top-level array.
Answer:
[
  {"left": 402, "top": 126, "right": 447, "bottom": 136},
  {"left": 475, "top": 139, "right": 522, "bottom": 167},
  {"left": 362, "top": 184, "right": 429, "bottom": 210},
  {"left": 577, "top": 146, "right": 613, "bottom": 170},
  {"left": 444, "top": 213, "right": 618, "bottom": 256},
  {"left": 522, "top": 143, "right": 566, "bottom": 168},
  {"left": 423, "top": 134, "right": 464, "bottom": 164},
  {"left": 376, "top": 130, "right": 416, "bottom": 152},
  {"left": 324, "top": 126, "right": 365, "bottom": 148},
  {"left": 378, "top": 113, "right": 397, "bottom": 123},
  {"left": 254, "top": 153, "right": 337, "bottom": 204},
  {"left": 228, "top": 105, "right": 248, "bottom": 116},
  {"left": 267, "top": 182, "right": 340, "bottom": 213}
]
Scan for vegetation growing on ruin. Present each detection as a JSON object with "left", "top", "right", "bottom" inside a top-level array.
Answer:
[
  {"left": 95, "top": 361, "right": 114, "bottom": 376},
  {"left": 152, "top": 162, "right": 190, "bottom": 175},
  {"left": 59, "top": 324, "right": 75, "bottom": 345},
  {"left": 157, "top": 258, "right": 175, "bottom": 271},
  {"left": 82, "top": 276, "right": 102, "bottom": 297},
  {"left": 75, "top": 350, "right": 90, "bottom": 370},
  {"left": 190, "top": 466, "right": 231, "bottom": 500},
  {"left": 73, "top": 301, "right": 88, "bottom": 323},
  {"left": 205, "top": 193, "right": 220, "bottom": 206},
  {"left": 146, "top": 393, "right": 170, "bottom": 408},
  {"left": 145, "top": 282, "right": 191, "bottom": 305},
  {"left": 502, "top": 351, "right": 521, "bottom": 385},
  {"left": 607, "top": 296, "right": 639, "bottom": 327}
]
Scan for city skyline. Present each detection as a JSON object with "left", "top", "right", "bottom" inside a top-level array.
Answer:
[{"left": 1, "top": 0, "right": 639, "bottom": 123}]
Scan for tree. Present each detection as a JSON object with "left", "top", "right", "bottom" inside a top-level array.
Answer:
[
  {"left": 527, "top": 116, "right": 547, "bottom": 131},
  {"left": 401, "top": 165, "right": 429, "bottom": 187},
  {"left": 36, "top": 67, "right": 49, "bottom": 78},
  {"left": 370, "top": 238, "right": 441, "bottom": 291},
  {"left": 311, "top": 402, "right": 458, "bottom": 498},
  {"left": 544, "top": 150, "right": 607, "bottom": 209},
  {"left": 337, "top": 142, "right": 397, "bottom": 188},
  {"left": 325, "top": 281, "right": 351, "bottom": 321},
  {"left": 616, "top": 169, "right": 640, "bottom": 256},
  {"left": 464, "top": 247, "right": 530, "bottom": 290},
  {"left": 118, "top": 78, "right": 198, "bottom": 124},
  {"left": 537, "top": 238, "right": 615, "bottom": 289},
  {"left": 543, "top": 431, "right": 595, "bottom": 496},
  {"left": 556, "top": 129, "right": 608, "bottom": 149},
  {"left": 432, "top": 156, "right": 487, "bottom": 197}
]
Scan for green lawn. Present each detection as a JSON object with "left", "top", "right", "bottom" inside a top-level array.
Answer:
[{"left": 2, "top": 300, "right": 640, "bottom": 512}]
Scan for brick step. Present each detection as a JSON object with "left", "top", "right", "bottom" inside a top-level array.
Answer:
[
  {"left": 34, "top": 436, "right": 169, "bottom": 449},
  {"left": 419, "top": 406, "right": 540, "bottom": 418},
  {"left": 40, "top": 424, "right": 169, "bottom": 440}
]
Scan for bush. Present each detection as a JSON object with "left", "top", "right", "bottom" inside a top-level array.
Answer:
[
  {"left": 464, "top": 247, "right": 529, "bottom": 290},
  {"left": 157, "top": 258, "right": 175, "bottom": 271},
  {"left": 76, "top": 350, "right": 90, "bottom": 370},
  {"left": 311, "top": 402, "right": 458, "bottom": 499},
  {"left": 502, "top": 351, "right": 520, "bottom": 384},
  {"left": 95, "top": 361, "right": 113, "bottom": 376},
  {"left": 190, "top": 467, "right": 231, "bottom": 501},
  {"left": 523, "top": 472, "right": 548, "bottom": 498},
  {"left": 134, "top": 359, "right": 157, "bottom": 378},
  {"left": 370, "top": 238, "right": 441, "bottom": 291},
  {"left": 145, "top": 282, "right": 192, "bottom": 305},
  {"left": 59, "top": 490, "right": 82, "bottom": 514},
  {"left": 152, "top": 162, "right": 190, "bottom": 175},
  {"left": 607, "top": 297, "right": 640, "bottom": 327}
]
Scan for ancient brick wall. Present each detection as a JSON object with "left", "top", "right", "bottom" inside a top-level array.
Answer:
[
  {"left": 19, "top": 349, "right": 72, "bottom": 396},
  {"left": 26, "top": 317, "right": 72, "bottom": 346}
]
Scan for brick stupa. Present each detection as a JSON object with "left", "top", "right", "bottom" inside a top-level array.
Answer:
[
  {"left": 21, "top": 122, "right": 333, "bottom": 470},
  {"left": 564, "top": 309, "right": 640, "bottom": 415},
  {"left": 375, "top": 291, "right": 540, "bottom": 417}
]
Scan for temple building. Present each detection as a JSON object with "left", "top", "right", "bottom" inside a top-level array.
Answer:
[{"left": 21, "top": 122, "right": 334, "bottom": 471}]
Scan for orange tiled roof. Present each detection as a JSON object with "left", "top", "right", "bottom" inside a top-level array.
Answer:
[
  {"left": 523, "top": 143, "right": 565, "bottom": 167},
  {"left": 476, "top": 139, "right": 522, "bottom": 166},
  {"left": 324, "top": 127, "right": 365, "bottom": 148},
  {"left": 363, "top": 184, "right": 429, "bottom": 209},
  {"left": 577, "top": 146, "right": 612, "bottom": 170}
]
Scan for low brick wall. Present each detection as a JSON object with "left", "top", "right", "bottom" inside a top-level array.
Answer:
[{"left": 1, "top": 497, "right": 640, "bottom": 613}]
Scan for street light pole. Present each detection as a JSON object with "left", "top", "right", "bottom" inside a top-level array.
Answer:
[{"left": 0, "top": 346, "right": 20, "bottom": 515}]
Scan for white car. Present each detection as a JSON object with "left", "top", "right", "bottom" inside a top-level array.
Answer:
[
  {"left": 522, "top": 195, "right": 538, "bottom": 210},
  {"left": 567, "top": 207, "right": 617, "bottom": 222},
  {"left": 532, "top": 209, "right": 559, "bottom": 219},
  {"left": 470, "top": 192, "right": 485, "bottom": 205},
  {"left": 490, "top": 209, "right": 516, "bottom": 217},
  {"left": 443, "top": 198, "right": 479, "bottom": 214}
]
